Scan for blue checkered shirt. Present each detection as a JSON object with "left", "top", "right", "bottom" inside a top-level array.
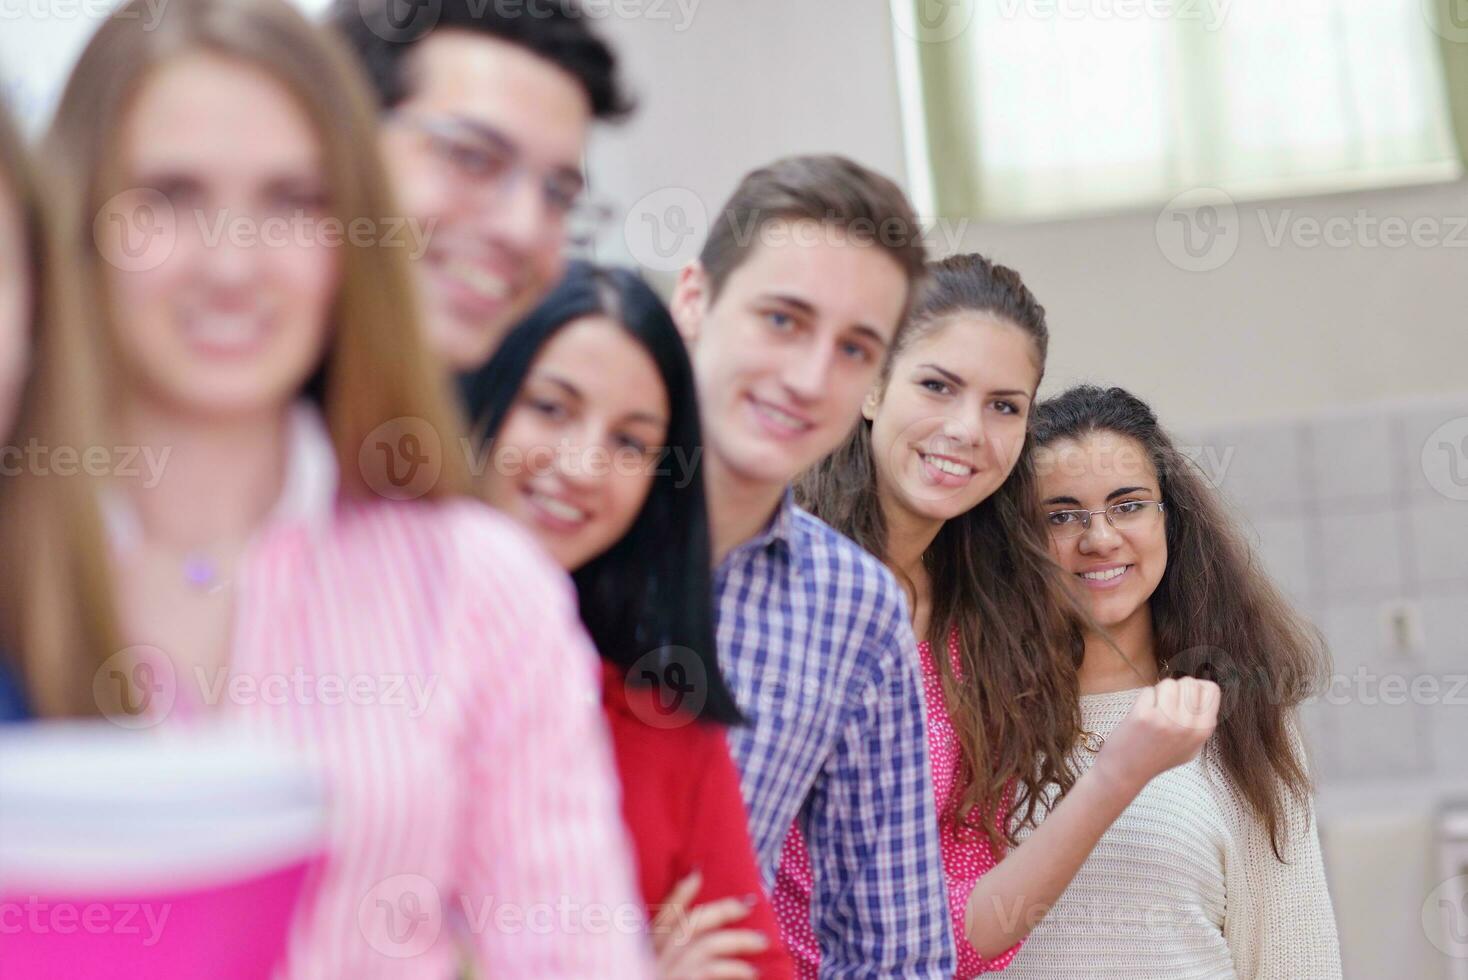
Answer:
[{"left": 714, "top": 491, "right": 956, "bottom": 978}]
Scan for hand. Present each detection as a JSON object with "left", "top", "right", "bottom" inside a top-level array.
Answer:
[
  {"left": 1092, "top": 677, "right": 1220, "bottom": 795},
  {"left": 651, "top": 870, "right": 770, "bottom": 980}
]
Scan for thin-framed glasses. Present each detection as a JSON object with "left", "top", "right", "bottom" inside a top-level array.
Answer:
[
  {"left": 386, "top": 110, "right": 610, "bottom": 245},
  {"left": 1045, "top": 500, "right": 1165, "bottom": 539}
]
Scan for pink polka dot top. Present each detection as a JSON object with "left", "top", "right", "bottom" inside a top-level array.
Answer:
[{"left": 770, "top": 630, "right": 1021, "bottom": 978}]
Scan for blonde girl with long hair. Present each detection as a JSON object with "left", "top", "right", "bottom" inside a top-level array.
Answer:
[{"left": 0, "top": 1, "right": 652, "bottom": 975}]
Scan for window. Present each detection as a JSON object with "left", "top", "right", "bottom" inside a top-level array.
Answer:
[{"left": 894, "top": 0, "right": 1466, "bottom": 221}]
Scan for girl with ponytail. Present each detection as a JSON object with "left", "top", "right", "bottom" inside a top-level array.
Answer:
[{"left": 771, "top": 254, "right": 1219, "bottom": 976}]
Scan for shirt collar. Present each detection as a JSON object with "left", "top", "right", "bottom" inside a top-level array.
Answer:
[
  {"left": 103, "top": 401, "right": 339, "bottom": 553},
  {"left": 726, "top": 487, "right": 798, "bottom": 564}
]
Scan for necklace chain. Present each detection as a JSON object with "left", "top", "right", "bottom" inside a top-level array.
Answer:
[{"left": 1080, "top": 658, "right": 1172, "bottom": 753}]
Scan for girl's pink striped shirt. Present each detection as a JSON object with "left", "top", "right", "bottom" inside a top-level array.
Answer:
[{"left": 109, "top": 405, "right": 654, "bottom": 979}]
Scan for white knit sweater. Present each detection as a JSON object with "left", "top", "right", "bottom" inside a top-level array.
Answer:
[{"left": 1001, "top": 688, "right": 1343, "bottom": 980}]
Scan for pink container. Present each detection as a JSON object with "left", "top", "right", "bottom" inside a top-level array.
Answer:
[{"left": 0, "top": 722, "right": 327, "bottom": 979}]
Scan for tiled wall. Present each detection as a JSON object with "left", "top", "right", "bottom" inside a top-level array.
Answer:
[{"left": 1184, "top": 393, "right": 1468, "bottom": 785}]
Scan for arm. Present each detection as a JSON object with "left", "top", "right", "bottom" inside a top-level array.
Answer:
[
  {"left": 806, "top": 612, "right": 955, "bottom": 979},
  {"left": 453, "top": 520, "right": 654, "bottom": 978},
  {"left": 1218, "top": 722, "right": 1342, "bottom": 980},
  {"left": 965, "top": 677, "right": 1221, "bottom": 958},
  {"left": 672, "top": 728, "right": 795, "bottom": 980}
]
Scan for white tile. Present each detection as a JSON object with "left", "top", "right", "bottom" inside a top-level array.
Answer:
[
  {"left": 1428, "top": 693, "right": 1468, "bottom": 781},
  {"left": 1308, "top": 413, "right": 1397, "bottom": 511},
  {"left": 1297, "top": 696, "right": 1339, "bottom": 782},
  {"left": 1326, "top": 693, "right": 1430, "bottom": 780},
  {"left": 1313, "top": 508, "right": 1408, "bottom": 599},
  {"left": 1317, "top": 603, "right": 1381, "bottom": 675},
  {"left": 1407, "top": 501, "right": 1468, "bottom": 587},
  {"left": 1418, "top": 594, "right": 1468, "bottom": 674},
  {"left": 1204, "top": 423, "right": 1309, "bottom": 516},
  {"left": 1400, "top": 397, "right": 1468, "bottom": 504},
  {"left": 1249, "top": 515, "right": 1313, "bottom": 602},
  {"left": 1175, "top": 431, "right": 1236, "bottom": 495}
]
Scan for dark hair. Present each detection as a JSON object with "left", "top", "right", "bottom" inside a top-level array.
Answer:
[
  {"left": 1031, "top": 384, "right": 1330, "bottom": 859},
  {"left": 798, "top": 253, "right": 1087, "bottom": 852},
  {"left": 700, "top": 154, "right": 927, "bottom": 309},
  {"left": 332, "top": 0, "right": 632, "bottom": 119},
  {"left": 468, "top": 261, "right": 743, "bottom": 726}
]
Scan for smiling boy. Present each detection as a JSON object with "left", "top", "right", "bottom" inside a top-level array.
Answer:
[{"left": 671, "top": 155, "right": 956, "bottom": 977}]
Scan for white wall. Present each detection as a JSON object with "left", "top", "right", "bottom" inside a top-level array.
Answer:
[
  {"left": 583, "top": 12, "right": 1468, "bottom": 976},
  {"left": 0, "top": 0, "right": 336, "bottom": 134},
  {"left": 6, "top": 2, "right": 1461, "bottom": 434},
  {"left": 585, "top": 0, "right": 1468, "bottom": 434}
]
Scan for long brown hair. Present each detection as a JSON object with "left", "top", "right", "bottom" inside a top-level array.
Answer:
[
  {"left": 798, "top": 253, "right": 1087, "bottom": 851},
  {"left": 1032, "top": 385, "right": 1329, "bottom": 860},
  {"left": 1, "top": 0, "right": 471, "bottom": 716},
  {"left": 0, "top": 90, "right": 125, "bottom": 717}
]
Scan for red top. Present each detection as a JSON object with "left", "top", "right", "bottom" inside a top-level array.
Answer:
[
  {"left": 771, "top": 633, "right": 1021, "bottom": 978},
  {"left": 602, "top": 661, "right": 795, "bottom": 979}
]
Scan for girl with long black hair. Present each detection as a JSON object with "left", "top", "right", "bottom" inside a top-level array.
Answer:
[{"left": 474, "top": 261, "right": 793, "bottom": 980}]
